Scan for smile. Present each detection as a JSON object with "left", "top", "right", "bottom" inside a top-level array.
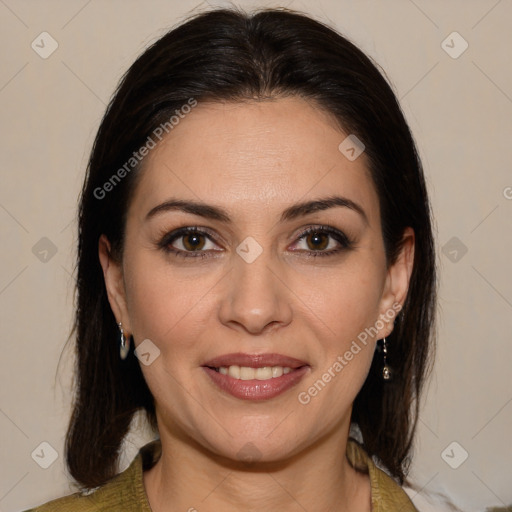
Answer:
[
  {"left": 213, "top": 365, "right": 293, "bottom": 380},
  {"left": 202, "top": 352, "right": 310, "bottom": 400}
]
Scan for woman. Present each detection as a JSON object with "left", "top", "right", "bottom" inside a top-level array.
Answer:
[{"left": 27, "top": 6, "right": 436, "bottom": 511}]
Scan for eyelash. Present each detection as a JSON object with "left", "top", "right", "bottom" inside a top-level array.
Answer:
[{"left": 158, "top": 225, "right": 354, "bottom": 260}]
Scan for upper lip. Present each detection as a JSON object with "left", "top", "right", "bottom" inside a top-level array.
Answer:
[{"left": 203, "top": 353, "right": 309, "bottom": 369}]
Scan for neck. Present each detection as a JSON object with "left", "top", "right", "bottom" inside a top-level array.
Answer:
[{"left": 143, "top": 426, "right": 370, "bottom": 512}]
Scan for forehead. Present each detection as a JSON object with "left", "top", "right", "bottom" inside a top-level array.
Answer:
[{"left": 131, "top": 97, "right": 379, "bottom": 224}]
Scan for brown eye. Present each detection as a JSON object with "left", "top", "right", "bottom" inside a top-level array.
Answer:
[
  {"left": 304, "top": 231, "right": 329, "bottom": 251},
  {"left": 159, "top": 226, "right": 221, "bottom": 259},
  {"left": 291, "top": 225, "right": 353, "bottom": 258},
  {"left": 182, "top": 232, "right": 206, "bottom": 251}
]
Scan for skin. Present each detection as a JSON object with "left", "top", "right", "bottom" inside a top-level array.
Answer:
[{"left": 99, "top": 96, "right": 414, "bottom": 512}]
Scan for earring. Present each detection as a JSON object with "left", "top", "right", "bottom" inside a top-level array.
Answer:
[
  {"left": 118, "top": 322, "right": 130, "bottom": 360},
  {"left": 381, "top": 337, "right": 391, "bottom": 381}
]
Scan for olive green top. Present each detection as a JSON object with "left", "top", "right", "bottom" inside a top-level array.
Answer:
[{"left": 25, "top": 438, "right": 417, "bottom": 511}]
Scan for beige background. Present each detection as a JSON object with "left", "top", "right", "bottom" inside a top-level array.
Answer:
[{"left": 1, "top": 1, "right": 511, "bottom": 511}]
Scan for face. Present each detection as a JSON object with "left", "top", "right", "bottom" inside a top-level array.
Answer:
[{"left": 100, "top": 96, "right": 413, "bottom": 462}]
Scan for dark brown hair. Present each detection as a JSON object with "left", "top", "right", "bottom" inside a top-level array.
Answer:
[{"left": 66, "top": 6, "right": 436, "bottom": 489}]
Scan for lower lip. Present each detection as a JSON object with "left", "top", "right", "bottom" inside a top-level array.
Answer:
[{"left": 202, "top": 366, "right": 310, "bottom": 401}]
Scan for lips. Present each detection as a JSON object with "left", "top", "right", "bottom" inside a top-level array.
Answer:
[
  {"left": 202, "top": 353, "right": 310, "bottom": 401},
  {"left": 202, "top": 352, "right": 308, "bottom": 369}
]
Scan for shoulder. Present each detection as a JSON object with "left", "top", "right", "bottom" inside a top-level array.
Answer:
[
  {"left": 23, "top": 439, "right": 161, "bottom": 512},
  {"left": 23, "top": 489, "right": 112, "bottom": 512},
  {"left": 346, "top": 439, "right": 418, "bottom": 512},
  {"left": 22, "top": 472, "right": 137, "bottom": 512},
  {"left": 369, "top": 464, "right": 418, "bottom": 512}
]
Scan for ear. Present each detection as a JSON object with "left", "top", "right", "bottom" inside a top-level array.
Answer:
[
  {"left": 377, "top": 227, "right": 415, "bottom": 338},
  {"left": 98, "top": 234, "right": 132, "bottom": 335}
]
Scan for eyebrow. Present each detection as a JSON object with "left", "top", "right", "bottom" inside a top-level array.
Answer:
[{"left": 145, "top": 195, "right": 368, "bottom": 225}]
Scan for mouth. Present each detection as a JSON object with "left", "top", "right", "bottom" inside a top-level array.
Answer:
[
  {"left": 209, "top": 365, "right": 297, "bottom": 380},
  {"left": 201, "top": 353, "right": 310, "bottom": 400}
]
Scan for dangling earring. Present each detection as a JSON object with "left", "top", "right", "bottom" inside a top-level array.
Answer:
[
  {"left": 381, "top": 337, "right": 391, "bottom": 381},
  {"left": 118, "top": 322, "right": 130, "bottom": 360}
]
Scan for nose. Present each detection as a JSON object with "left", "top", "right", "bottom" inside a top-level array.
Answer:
[{"left": 217, "top": 245, "right": 293, "bottom": 335}]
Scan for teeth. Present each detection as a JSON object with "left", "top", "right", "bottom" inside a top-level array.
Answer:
[
  {"left": 240, "top": 366, "right": 255, "bottom": 380},
  {"left": 218, "top": 365, "right": 295, "bottom": 380},
  {"left": 228, "top": 365, "right": 241, "bottom": 379},
  {"left": 255, "top": 367, "right": 273, "bottom": 380},
  {"left": 272, "top": 366, "right": 283, "bottom": 378}
]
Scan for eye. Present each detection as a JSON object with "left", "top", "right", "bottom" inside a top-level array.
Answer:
[
  {"left": 158, "top": 224, "right": 353, "bottom": 260},
  {"left": 291, "top": 225, "right": 353, "bottom": 257},
  {"left": 159, "top": 226, "right": 220, "bottom": 258}
]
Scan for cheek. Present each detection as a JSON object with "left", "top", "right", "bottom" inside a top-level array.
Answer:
[
  {"left": 295, "top": 261, "right": 385, "bottom": 402},
  {"left": 122, "top": 252, "right": 210, "bottom": 356},
  {"left": 298, "top": 269, "right": 382, "bottom": 411},
  {"left": 300, "top": 260, "right": 385, "bottom": 338}
]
